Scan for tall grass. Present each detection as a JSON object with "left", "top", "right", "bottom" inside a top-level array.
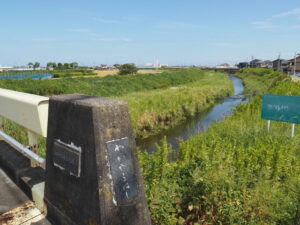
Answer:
[
  {"left": 139, "top": 69, "right": 300, "bottom": 224},
  {"left": 0, "top": 69, "right": 215, "bottom": 96},
  {"left": 1, "top": 69, "right": 233, "bottom": 157},
  {"left": 122, "top": 72, "right": 233, "bottom": 138},
  {"left": 235, "top": 68, "right": 286, "bottom": 96}
]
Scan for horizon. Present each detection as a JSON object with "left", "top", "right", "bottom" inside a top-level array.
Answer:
[{"left": 1, "top": 0, "right": 300, "bottom": 66}]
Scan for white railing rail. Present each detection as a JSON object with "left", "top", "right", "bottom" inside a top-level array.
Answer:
[{"left": 0, "top": 88, "right": 49, "bottom": 167}]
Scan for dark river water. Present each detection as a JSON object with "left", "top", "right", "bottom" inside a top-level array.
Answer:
[{"left": 136, "top": 76, "right": 248, "bottom": 152}]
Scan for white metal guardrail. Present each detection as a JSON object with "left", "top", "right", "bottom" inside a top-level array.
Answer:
[{"left": 0, "top": 88, "right": 49, "bottom": 167}]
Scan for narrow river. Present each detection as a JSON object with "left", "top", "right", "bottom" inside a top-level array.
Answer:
[{"left": 137, "top": 76, "right": 248, "bottom": 152}]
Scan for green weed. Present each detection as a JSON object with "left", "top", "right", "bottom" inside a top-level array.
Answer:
[{"left": 139, "top": 69, "right": 300, "bottom": 224}]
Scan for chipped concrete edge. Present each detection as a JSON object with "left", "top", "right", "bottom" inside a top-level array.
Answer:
[{"left": 31, "top": 181, "right": 46, "bottom": 213}]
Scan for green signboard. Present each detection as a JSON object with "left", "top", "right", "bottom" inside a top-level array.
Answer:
[{"left": 262, "top": 94, "right": 300, "bottom": 124}]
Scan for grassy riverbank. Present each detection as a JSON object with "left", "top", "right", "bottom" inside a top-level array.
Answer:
[
  {"left": 139, "top": 68, "right": 300, "bottom": 224},
  {"left": 235, "top": 68, "right": 286, "bottom": 96},
  {"left": 0, "top": 69, "right": 215, "bottom": 96},
  {"left": 122, "top": 72, "right": 233, "bottom": 138},
  {"left": 1, "top": 69, "right": 233, "bottom": 156}
]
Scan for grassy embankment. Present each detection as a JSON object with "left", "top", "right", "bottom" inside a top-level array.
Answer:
[
  {"left": 52, "top": 69, "right": 96, "bottom": 77},
  {"left": 139, "top": 68, "right": 300, "bottom": 224},
  {"left": 0, "top": 68, "right": 97, "bottom": 78},
  {"left": 0, "top": 69, "right": 233, "bottom": 156},
  {"left": 0, "top": 69, "right": 160, "bottom": 78},
  {"left": 94, "top": 69, "right": 160, "bottom": 77},
  {"left": 122, "top": 72, "right": 233, "bottom": 138}
]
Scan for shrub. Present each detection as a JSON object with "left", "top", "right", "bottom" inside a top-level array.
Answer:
[{"left": 118, "top": 63, "right": 138, "bottom": 75}]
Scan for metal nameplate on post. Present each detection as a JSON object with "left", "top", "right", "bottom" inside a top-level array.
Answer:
[
  {"left": 106, "top": 137, "right": 138, "bottom": 204},
  {"left": 53, "top": 139, "right": 82, "bottom": 178}
]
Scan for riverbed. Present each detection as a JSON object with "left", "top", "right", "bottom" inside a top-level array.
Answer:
[{"left": 137, "top": 76, "right": 248, "bottom": 152}]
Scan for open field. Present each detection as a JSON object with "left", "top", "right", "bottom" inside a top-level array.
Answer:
[
  {"left": 292, "top": 75, "right": 300, "bottom": 82},
  {"left": 93, "top": 69, "right": 161, "bottom": 77},
  {"left": 139, "top": 68, "right": 300, "bottom": 224},
  {"left": 0, "top": 69, "right": 162, "bottom": 78},
  {"left": 93, "top": 70, "right": 118, "bottom": 76},
  {"left": 0, "top": 69, "right": 233, "bottom": 157},
  {"left": 138, "top": 69, "right": 162, "bottom": 74},
  {"left": 0, "top": 69, "right": 225, "bottom": 98}
]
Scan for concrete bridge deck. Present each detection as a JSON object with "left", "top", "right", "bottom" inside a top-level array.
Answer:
[
  {"left": 0, "top": 141, "right": 51, "bottom": 225},
  {"left": 0, "top": 170, "right": 50, "bottom": 225}
]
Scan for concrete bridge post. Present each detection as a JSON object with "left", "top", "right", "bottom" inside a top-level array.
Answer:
[{"left": 44, "top": 94, "right": 151, "bottom": 225}]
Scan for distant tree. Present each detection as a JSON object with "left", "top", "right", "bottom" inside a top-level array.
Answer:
[
  {"left": 113, "top": 64, "right": 121, "bottom": 68},
  {"left": 33, "top": 62, "right": 40, "bottom": 70},
  {"left": 46, "top": 62, "right": 53, "bottom": 70},
  {"left": 57, "top": 63, "right": 63, "bottom": 69},
  {"left": 47, "top": 62, "right": 57, "bottom": 70},
  {"left": 118, "top": 63, "right": 138, "bottom": 75},
  {"left": 70, "top": 62, "right": 78, "bottom": 69},
  {"left": 28, "top": 62, "right": 33, "bottom": 68},
  {"left": 63, "top": 63, "right": 70, "bottom": 69}
]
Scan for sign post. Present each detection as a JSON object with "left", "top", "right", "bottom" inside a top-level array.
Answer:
[
  {"left": 292, "top": 123, "right": 295, "bottom": 138},
  {"left": 262, "top": 94, "right": 300, "bottom": 137}
]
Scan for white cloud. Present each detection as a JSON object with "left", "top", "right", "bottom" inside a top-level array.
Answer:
[
  {"left": 156, "top": 22, "right": 201, "bottom": 29},
  {"left": 251, "top": 21, "right": 275, "bottom": 29},
  {"left": 273, "top": 8, "right": 300, "bottom": 18},
  {"left": 251, "top": 8, "right": 300, "bottom": 30}
]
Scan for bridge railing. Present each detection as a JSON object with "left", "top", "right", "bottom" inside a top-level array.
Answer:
[
  {"left": 0, "top": 88, "right": 48, "bottom": 167},
  {"left": 0, "top": 90, "right": 152, "bottom": 224}
]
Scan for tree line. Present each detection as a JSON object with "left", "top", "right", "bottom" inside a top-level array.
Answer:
[
  {"left": 26, "top": 61, "right": 140, "bottom": 75},
  {"left": 27, "top": 62, "right": 79, "bottom": 70}
]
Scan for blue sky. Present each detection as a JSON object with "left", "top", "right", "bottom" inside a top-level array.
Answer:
[{"left": 1, "top": 0, "right": 300, "bottom": 66}]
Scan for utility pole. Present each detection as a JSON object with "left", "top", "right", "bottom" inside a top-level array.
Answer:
[
  {"left": 278, "top": 53, "right": 281, "bottom": 72},
  {"left": 294, "top": 53, "right": 299, "bottom": 76}
]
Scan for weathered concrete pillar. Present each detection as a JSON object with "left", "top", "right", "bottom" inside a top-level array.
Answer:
[{"left": 44, "top": 94, "right": 151, "bottom": 225}]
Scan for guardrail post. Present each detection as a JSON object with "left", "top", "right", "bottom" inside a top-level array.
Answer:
[
  {"left": 0, "top": 116, "right": 3, "bottom": 131},
  {"left": 44, "top": 94, "right": 151, "bottom": 225},
  {"left": 28, "top": 130, "right": 38, "bottom": 153},
  {"left": 28, "top": 130, "right": 39, "bottom": 167}
]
